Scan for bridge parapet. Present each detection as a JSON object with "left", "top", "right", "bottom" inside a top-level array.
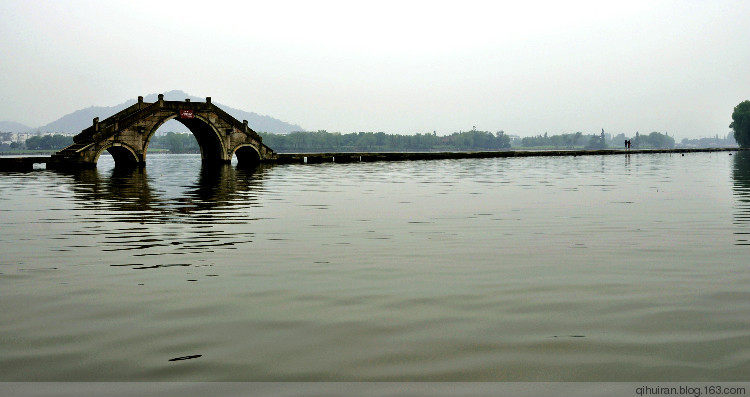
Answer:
[{"left": 74, "top": 101, "right": 158, "bottom": 144}]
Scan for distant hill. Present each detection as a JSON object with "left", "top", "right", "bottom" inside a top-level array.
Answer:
[
  {"left": 34, "top": 90, "right": 303, "bottom": 134},
  {"left": 0, "top": 121, "right": 32, "bottom": 133}
]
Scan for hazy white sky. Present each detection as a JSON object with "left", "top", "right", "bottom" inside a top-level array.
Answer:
[{"left": 1, "top": 0, "right": 748, "bottom": 138}]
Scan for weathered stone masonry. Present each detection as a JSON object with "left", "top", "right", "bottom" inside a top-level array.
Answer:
[{"left": 49, "top": 94, "right": 276, "bottom": 169}]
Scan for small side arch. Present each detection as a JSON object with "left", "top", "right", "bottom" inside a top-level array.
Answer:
[
  {"left": 232, "top": 144, "right": 261, "bottom": 167},
  {"left": 95, "top": 142, "right": 141, "bottom": 168}
]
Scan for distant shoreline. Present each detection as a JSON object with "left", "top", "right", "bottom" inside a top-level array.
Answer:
[
  {"left": 1, "top": 147, "right": 744, "bottom": 172},
  {"left": 273, "top": 147, "right": 742, "bottom": 164},
  {"left": 0, "top": 147, "right": 740, "bottom": 157}
]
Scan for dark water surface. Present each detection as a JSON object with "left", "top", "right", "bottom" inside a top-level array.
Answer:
[{"left": 1, "top": 152, "right": 749, "bottom": 380}]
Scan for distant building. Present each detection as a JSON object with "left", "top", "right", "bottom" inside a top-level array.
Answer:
[
  {"left": 0, "top": 132, "right": 13, "bottom": 145},
  {"left": 13, "top": 132, "right": 33, "bottom": 143}
]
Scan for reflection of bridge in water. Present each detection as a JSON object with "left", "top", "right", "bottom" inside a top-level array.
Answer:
[
  {"left": 66, "top": 164, "right": 268, "bottom": 221},
  {"left": 733, "top": 151, "right": 750, "bottom": 246},
  {"left": 59, "top": 164, "right": 269, "bottom": 255}
]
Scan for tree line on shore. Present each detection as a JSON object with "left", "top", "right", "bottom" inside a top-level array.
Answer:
[
  {"left": 261, "top": 130, "right": 677, "bottom": 152},
  {"left": 518, "top": 131, "right": 675, "bottom": 149},
  {"left": 0, "top": 129, "right": 682, "bottom": 153},
  {"left": 142, "top": 129, "right": 676, "bottom": 153},
  {"left": 23, "top": 134, "right": 72, "bottom": 150},
  {"left": 259, "top": 130, "right": 512, "bottom": 152},
  {"left": 148, "top": 131, "right": 200, "bottom": 153}
]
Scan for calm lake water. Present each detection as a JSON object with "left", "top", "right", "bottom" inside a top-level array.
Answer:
[{"left": 1, "top": 152, "right": 749, "bottom": 381}]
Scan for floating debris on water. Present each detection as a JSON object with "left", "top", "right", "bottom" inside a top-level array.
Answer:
[
  {"left": 168, "top": 354, "right": 202, "bottom": 362},
  {"left": 131, "top": 264, "right": 191, "bottom": 270}
]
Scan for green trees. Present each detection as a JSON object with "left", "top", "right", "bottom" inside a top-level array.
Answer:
[
  {"left": 147, "top": 132, "right": 200, "bottom": 153},
  {"left": 646, "top": 132, "right": 675, "bottom": 148},
  {"left": 585, "top": 133, "right": 607, "bottom": 149},
  {"left": 258, "top": 130, "right": 511, "bottom": 152},
  {"left": 731, "top": 100, "right": 750, "bottom": 148},
  {"left": 630, "top": 132, "right": 674, "bottom": 149},
  {"left": 520, "top": 132, "right": 589, "bottom": 148},
  {"left": 25, "top": 134, "right": 73, "bottom": 150}
]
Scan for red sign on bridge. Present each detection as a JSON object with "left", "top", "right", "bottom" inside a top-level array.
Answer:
[{"left": 179, "top": 109, "right": 194, "bottom": 119}]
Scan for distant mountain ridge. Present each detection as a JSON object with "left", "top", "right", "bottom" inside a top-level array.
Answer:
[
  {"left": 17, "top": 90, "right": 303, "bottom": 134},
  {"left": 0, "top": 121, "right": 32, "bottom": 133}
]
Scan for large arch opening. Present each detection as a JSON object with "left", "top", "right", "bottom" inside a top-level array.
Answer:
[
  {"left": 178, "top": 117, "right": 224, "bottom": 163},
  {"left": 233, "top": 145, "right": 261, "bottom": 168},
  {"left": 144, "top": 115, "right": 225, "bottom": 165}
]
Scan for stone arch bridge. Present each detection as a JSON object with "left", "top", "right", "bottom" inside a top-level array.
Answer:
[{"left": 49, "top": 95, "right": 276, "bottom": 169}]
